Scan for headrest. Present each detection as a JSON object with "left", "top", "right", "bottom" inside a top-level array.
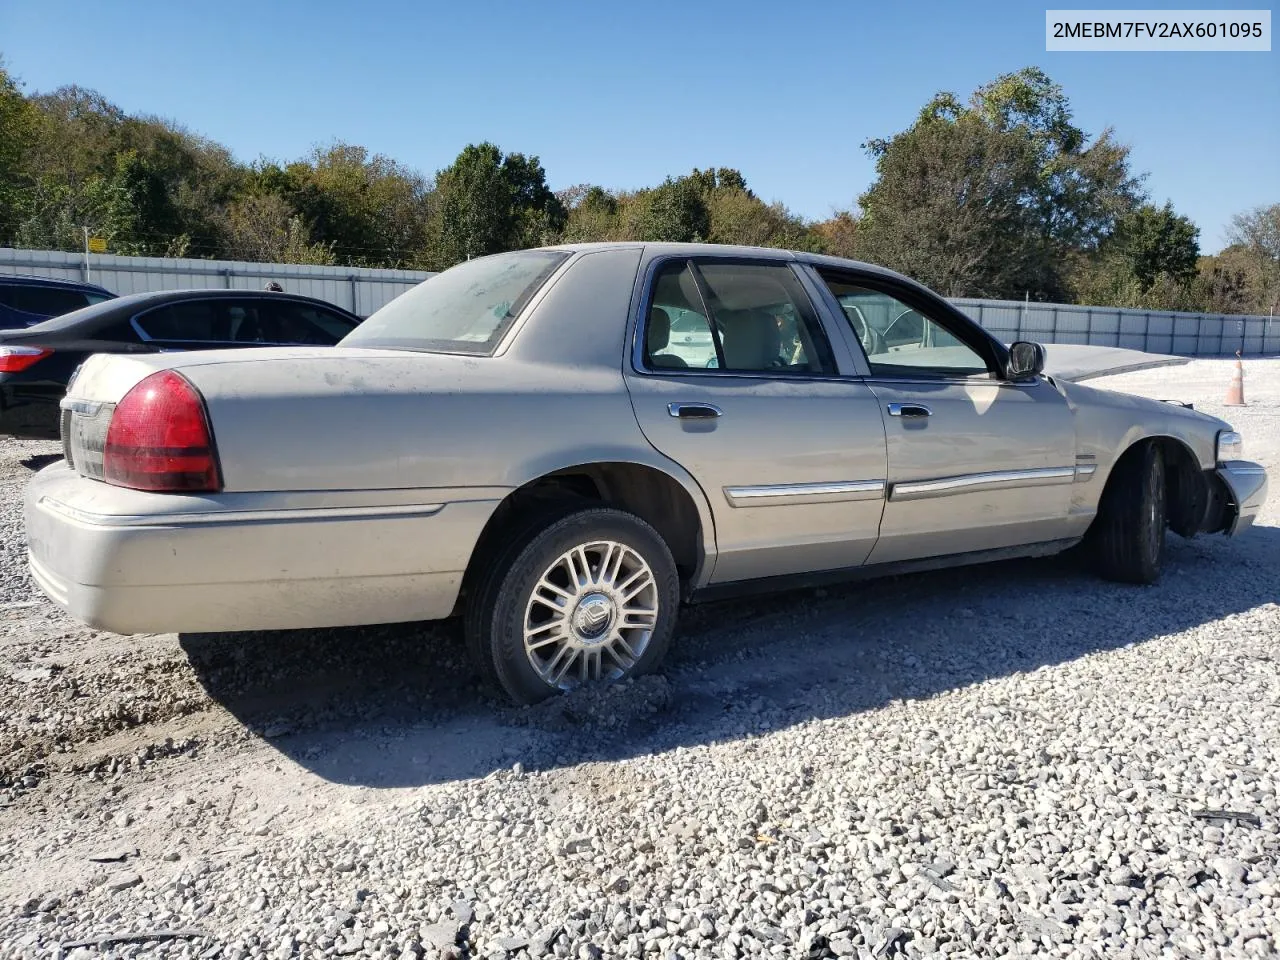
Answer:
[{"left": 647, "top": 306, "right": 672, "bottom": 352}]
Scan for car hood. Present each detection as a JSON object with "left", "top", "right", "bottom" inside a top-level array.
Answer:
[
  {"left": 1040, "top": 344, "right": 1190, "bottom": 382},
  {"left": 1057, "top": 376, "right": 1230, "bottom": 430}
]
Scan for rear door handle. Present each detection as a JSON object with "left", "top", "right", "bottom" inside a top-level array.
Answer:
[
  {"left": 668, "top": 402, "right": 723, "bottom": 419},
  {"left": 887, "top": 402, "right": 932, "bottom": 418}
]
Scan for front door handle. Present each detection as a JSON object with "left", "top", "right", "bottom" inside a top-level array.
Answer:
[
  {"left": 887, "top": 402, "right": 932, "bottom": 418},
  {"left": 668, "top": 402, "right": 723, "bottom": 419}
]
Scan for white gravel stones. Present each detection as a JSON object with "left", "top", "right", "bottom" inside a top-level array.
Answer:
[{"left": 2, "top": 358, "right": 1280, "bottom": 959}]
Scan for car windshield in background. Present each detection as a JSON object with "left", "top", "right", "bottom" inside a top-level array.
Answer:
[{"left": 342, "top": 250, "right": 569, "bottom": 355}]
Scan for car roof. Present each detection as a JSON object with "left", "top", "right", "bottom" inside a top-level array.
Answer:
[
  {"left": 0, "top": 274, "right": 115, "bottom": 296},
  {"left": 537, "top": 242, "right": 919, "bottom": 286},
  {"left": 0, "top": 287, "right": 358, "bottom": 340}
]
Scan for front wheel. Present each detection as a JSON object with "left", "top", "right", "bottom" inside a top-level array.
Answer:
[
  {"left": 1088, "top": 442, "right": 1166, "bottom": 584},
  {"left": 465, "top": 506, "right": 681, "bottom": 704}
]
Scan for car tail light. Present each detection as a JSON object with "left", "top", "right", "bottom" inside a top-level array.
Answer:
[
  {"left": 0, "top": 346, "right": 53, "bottom": 373},
  {"left": 102, "top": 370, "right": 221, "bottom": 492}
]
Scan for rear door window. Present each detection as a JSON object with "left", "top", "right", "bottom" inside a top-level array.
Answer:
[
  {"left": 135, "top": 301, "right": 225, "bottom": 342},
  {"left": 224, "top": 302, "right": 268, "bottom": 343},
  {"left": 291, "top": 303, "right": 358, "bottom": 340},
  {"left": 259, "top": 301, "right": 356, "bottom": 344},
  {"left": 643, "top": 259, "right": 836, "bottom": 375}
]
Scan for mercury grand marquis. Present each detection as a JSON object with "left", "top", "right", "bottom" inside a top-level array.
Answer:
[{"left": 25, "top": 243, "right": 1269, "bottom": 703}]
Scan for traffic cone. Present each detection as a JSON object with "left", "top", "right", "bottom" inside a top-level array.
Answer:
[{"left": 1224, "top": 351, "right": 1246, "bottom": 406}]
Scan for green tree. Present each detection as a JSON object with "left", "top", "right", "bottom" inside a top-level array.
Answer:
[
  {"left": 706, "top": 188, "right": 811, "bottom": 249},
  {"left": 222, "top": 192, "right": 335, "bottom": 264},
  {"left": 858, "top": 67, "right": 1143, "bottom": 299},
  {"left": 1193, "top": 249, "right": 1256, "bottom": 315},
  {"left": 425, "top": 143, "right": 564, "bottom": 269},
  {"left": 623, "top": 177, "right": 709, "bottom": 242},
  {"left": 559, "top": 184, "right": 621, "bottom": 242},
  {"left": 283, "top": 143, "right": 431, "bottom": 266},
  {"left": 687, "top": 167, "right": 750, "bottom": 197},
  {"left": 1107, "top": 202, "right": 1199, "bottom": 290},
  {"left": 11, "top": 84, "right": 244, "bottom": 256},
  {"left": 857, "top": 112, "right": 1046, "bottom": 297},
  {"left": 809, "top": 210, "right": 860, "bottom": 260},
  {"left": 1072, "top": 202, "right": 1200, "bottom": 308},
  {"left": 1226, "top": 203, "right": 1280, "bottom": 315},
  {"left": 0, "top": 62, "right": 39, "bottom": 242}
]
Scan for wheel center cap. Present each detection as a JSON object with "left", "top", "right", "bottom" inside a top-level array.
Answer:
[{"left": 572, "top": 593, "right": 615, "bottom": 642}]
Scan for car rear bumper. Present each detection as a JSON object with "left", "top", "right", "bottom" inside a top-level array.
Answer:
[
  {"left": 1215, "top": 460, "right": 1268, "bottom": 536},
  {"left": 25, "top": 462, "right": 502, "bottom": 635}
]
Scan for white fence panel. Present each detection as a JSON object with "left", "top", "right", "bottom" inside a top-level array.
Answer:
[
  {"left": 0, "top": 248, "right": 434, "bottom": 317},
  {"left": 951, "top": 297, "right": 1277, "bottom": 357},
  {"left": 3, "top": 248, "right": 1276, "bottom": 355}
]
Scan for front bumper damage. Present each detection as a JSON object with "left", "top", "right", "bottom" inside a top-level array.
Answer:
[{"left": 1209, "top": 461, "right": 1269, "bottom": 537}]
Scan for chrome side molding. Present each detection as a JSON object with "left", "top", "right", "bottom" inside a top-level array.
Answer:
[
  {"left": 724, "top": 480, "right": 886, "bottom": 507},
  {"left": 890, "top": 467, "right": 1076, "bottom": 502}
]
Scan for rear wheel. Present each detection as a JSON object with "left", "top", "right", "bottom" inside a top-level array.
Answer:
[
  {"left": 465, "top": 506, "right": 680, "bottom": 704},
  {"left": 1089, "top": 441, "right": 1166, "bottom": 584}
]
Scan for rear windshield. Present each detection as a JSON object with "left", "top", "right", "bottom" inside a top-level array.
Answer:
[{"left": 342, "top": 250, "right": 569, "bottom": 355}]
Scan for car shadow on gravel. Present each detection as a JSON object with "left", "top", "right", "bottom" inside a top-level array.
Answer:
[
  {"left": 19, "top": 454, "right": 62, "bottom": 471},
  {"left": 179, "top": 524, "right": 1280, "bottom": 789}
]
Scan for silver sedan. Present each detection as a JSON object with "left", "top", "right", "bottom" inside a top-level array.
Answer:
[{"left": 26, "top": 244, "right": 1269, "bottom": 703}]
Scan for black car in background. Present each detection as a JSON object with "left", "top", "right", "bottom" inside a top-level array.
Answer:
[
  {"left": 0, "top": 275, "right": 117, "bottom": 330},
  {"left": 0, "top": 288, "right": 362, "bottom": 439}
]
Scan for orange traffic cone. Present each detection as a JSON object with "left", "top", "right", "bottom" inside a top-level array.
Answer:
[{"left": 1224, "top": 351, "right": 1246, "bottom": 406}]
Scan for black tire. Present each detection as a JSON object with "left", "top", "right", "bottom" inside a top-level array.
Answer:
[
  {"left": 1088, "top": 441, "right": 1166, "bottom": 584},
  {"left": 464, "top": 506, "right": 680, "bottom": 705}
]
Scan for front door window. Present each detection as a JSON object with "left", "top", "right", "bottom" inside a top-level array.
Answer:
[{"left": 821, "top": 277, "right": 990, "bottom": 378}]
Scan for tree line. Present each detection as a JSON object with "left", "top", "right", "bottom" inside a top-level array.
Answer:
[{"left": 1, "top": 61, "right": 1276, "bottom": 315}]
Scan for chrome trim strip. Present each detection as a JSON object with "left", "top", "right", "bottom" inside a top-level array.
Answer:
[
  {"left": 863, "top": 376, "right": 1028, "bottom": 388},
  {"left": 668, "top": 401, "right": 723, "bottom": 419},
  {"left": 723, "top": 480, "right": 886, "bottom": 507},
  {"left": 36, "top": 497, "right": 446, "bottom": 529},
  {"left": 58, "top": 398, "right": 104, "bottom": 416},
  {"left": 887, "top": 402, "right": 933, "bottom": 418},
  {"left": 1222, "top": 463, "right": 1267, "bottom": 476},
  {"left": 1073, "top": 463, "right": 1098, "bottom": 482},
  {"left": 890, "top": 467, "right": 1076, "bottom": 502}
]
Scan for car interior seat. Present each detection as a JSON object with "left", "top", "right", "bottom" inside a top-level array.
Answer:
[
  {"left": 719, "top": 309, "right": 782, "bottom": 370},
  {"left": 647, "top": 306, "right": 689, "bottom": 368}
]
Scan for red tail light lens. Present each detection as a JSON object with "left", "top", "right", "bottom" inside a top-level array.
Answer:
[
  {"left": 103, "top": 370, "right": 221, "bottom": 492},
  {"left": 0, "top": 346, "right": 53, "bottom": 373}
]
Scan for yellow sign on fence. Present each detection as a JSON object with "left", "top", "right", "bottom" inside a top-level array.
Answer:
[{"left": 87, "top": 237, "right": 107, "bottom": 253}]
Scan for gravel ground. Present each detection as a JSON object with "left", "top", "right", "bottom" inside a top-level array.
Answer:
[{"left": 1, "top": 357, "right": 1277, "bottom": 960}]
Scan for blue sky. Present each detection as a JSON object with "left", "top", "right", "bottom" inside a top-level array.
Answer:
[{"left": 2, "top": 0, "right": 1276, "bottom": 251}]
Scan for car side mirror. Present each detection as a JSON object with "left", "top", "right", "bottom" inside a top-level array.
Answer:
[{"left": 1007, "top": 341, "right": 1046, "bottom": 380}]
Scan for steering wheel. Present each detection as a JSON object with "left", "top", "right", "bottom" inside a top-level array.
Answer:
[{"left": 845, "top": 307, "right": 886, "bottom": 356}]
